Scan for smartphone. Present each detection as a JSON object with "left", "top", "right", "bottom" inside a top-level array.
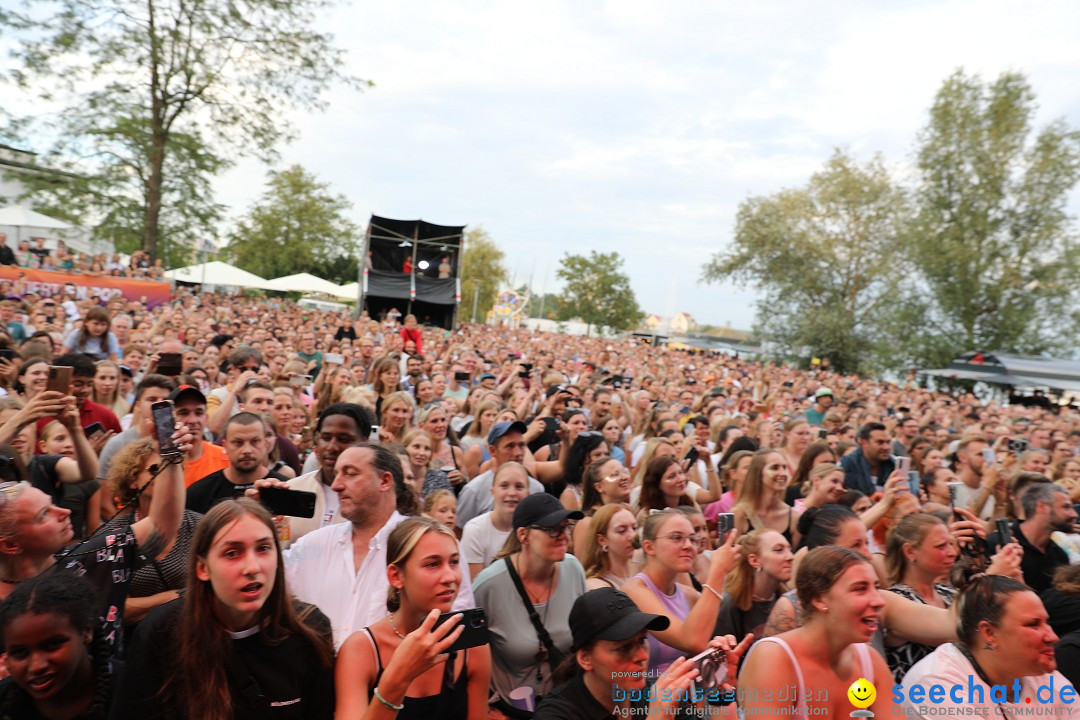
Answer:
[
  {"left": 454, "top": 371, "right": 470, "bottom": 382},
  {"left": 715, "top": 513, "right": 735, "bottom": 544},
  {"left": 369, "top": 424, "right": 380, "bottom": 442},
  {"left": 46, "top": 365, "right": 73, "bottom": 394},
  {"left": 689, "top": 646, "right": 728, "bottom": 690},
  {"left": 290, "top": 374, "right": 310, "bottom": 387},
  {"left": 433, "top": 608, "right": 490, "bottom": 653},
  {"left": 817, "top": 428, "right": 828, "bottom": 440},
  {"left": 1007, "top": 438, "right": 1029, "bottom": 454},
  {"left": 982, "top": 448, "right": 996, "bottom": 466},
  {"left": 258, "top": 486, "right": 317, "bottom": 518},
  {"left": 84, "top": 422, "right": 105, "bottom": 440},
  {"left": 325, "top": 353, "right": 344, "bottom": 365},
  {"left": 896, "top": 456, "right": 911, "bottom": 475},
  {"left": 156, "top": 352, "right": 182, "bottom": 376},
  {"left": 0, "top": 348, "right": 15, "bottom": 362},
  {"left": 683, "top": 446, "right": 700, "bottom": 466},
  {"left": 947, "top": 481, "right": 963, "bottom": 509},
  {"left": 995, "top": 518, "right": 1012, "bottom": 545},
  {"left": 151, "top": 400, "right": 179, "bottom": 456}
]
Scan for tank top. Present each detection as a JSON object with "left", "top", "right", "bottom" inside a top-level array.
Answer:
[
  {"left": 362, "top": 627, "right": 470, "bottom": 719},
  {"left": 633, "top": 572, "right": 691, "bottom": 676},
  {"left": 746, "top": 506, "right": 794, "bottom": 544},
  {"left": 746, "top": 637, "right": 875, "bottom": 720}
]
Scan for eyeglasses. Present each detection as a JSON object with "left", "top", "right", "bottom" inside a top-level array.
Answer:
[
  {"left": 601, "top": 467, "right": 630, "bottom": 483},
  {"left": 658, "top": 532, "right": 695, "bottom": 546},
  {"left": 529, "top": 523, "right": 574, "bottom": 539}
]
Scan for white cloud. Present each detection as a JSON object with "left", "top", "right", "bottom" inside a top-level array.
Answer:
[{"left": 211, "top": 0, "right": 1080, "bottom": 328}]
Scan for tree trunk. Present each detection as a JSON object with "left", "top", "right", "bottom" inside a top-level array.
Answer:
[{"left": 144, "top": 0, "right": 165, "bottom": 262}]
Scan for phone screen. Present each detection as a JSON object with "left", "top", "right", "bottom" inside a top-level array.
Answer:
[{"left": 151, "top": 401, "right": 178, "bottom": 455}]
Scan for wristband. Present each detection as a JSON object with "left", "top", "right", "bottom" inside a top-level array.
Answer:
[
  {"left": 702, "top": 583, "right": 723, "bottom": 601},
  {"left": 373, "top": 687, "right": 404, "bottom": 712}
]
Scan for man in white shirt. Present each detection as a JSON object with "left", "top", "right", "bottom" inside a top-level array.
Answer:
[
  {"left": 268, "top": 441, "right": 474, "bottom": 649},
  {"left": 455, "top": 421, "right": 546, "bottom": 528}
]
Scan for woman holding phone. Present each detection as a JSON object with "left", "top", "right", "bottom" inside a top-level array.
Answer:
[{"left": 335, "top": 515, "right": 492, "bottom": 719}]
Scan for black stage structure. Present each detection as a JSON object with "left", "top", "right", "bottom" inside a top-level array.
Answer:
[{"left": 357, "top": 216, "right": 465, "bottom": 328}]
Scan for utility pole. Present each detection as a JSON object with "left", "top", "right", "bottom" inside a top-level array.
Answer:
[{"left": 470, "top": 285, "right": 479, "bottom": 324}]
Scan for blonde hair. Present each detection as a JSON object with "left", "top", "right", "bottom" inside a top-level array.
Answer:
[
  {"left": 386, "top": 515, "right": 458, "bottom": 612},
  {"left": 724, "top": 529, "right": 788, "bottom": 611},
  {"left": 422, "top": 489, "right": 456, "bottom": 515},
  {"left": 803, "top": 462, "right": 842, "bottom": 495},
  {"left": 580, "top": 503, "right": 635, "bottom": 581},
  {"left": 884, "top": 513, "right": 946, "bottom": 586},
  {"left": 380, "top": 391, "right": 415, "bottom": 441},
  {"left": 402, "top": 428, "right": 433, "bottom": 469},
  {"left": 632, "top": 437, "right": 675, "bottom": 488}
]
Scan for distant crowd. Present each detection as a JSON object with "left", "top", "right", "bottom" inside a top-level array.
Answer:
[
  {"left": 0, "top": 286, "right": 1072, "bottom": 719},
  {"left": 0, "top": 232, "right": 166, "bottom": 279}
]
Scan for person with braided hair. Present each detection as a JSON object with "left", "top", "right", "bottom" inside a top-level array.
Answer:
[{"left": 0, "top": 573, "right": 118, "bottom": 720}]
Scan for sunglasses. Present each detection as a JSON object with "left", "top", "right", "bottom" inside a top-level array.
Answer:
[{"left": 528, "top": 523, "right": 574, "bottom": 539}]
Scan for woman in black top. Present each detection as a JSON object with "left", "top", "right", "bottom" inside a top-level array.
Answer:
[
  {"left": 335, "top": 515, "right": 492, "bottom": 719},
  {"left": 0, "top": 574, "right": 118, "bottom": 720},
  {"left": 110, "top": 498, "right": 334, "bottom": 720},
  {"left": 99, "top": 437, "right": 202, "bottom": 625}
]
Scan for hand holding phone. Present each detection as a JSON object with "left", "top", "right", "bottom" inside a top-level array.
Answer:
[
  {"left": 433, "top": 608, "right": 490, "bottom": 653},
  {"left": 151, "top": 400, "right": 180, "bottom": 457}
]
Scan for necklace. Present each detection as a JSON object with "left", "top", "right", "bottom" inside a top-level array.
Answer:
[
  {"left": 752, "top": 592, "right": 774, "bottom": 602},
  {"left": 517, "top": 557, "right": 555, "bottom": 604},
  {"left": 388, "top": 612, "right": 407, "bottom": 640}
]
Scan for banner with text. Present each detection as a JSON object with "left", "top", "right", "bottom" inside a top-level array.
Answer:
[{"left": 0, "top": 267, "right": 171, "bottom": 307}]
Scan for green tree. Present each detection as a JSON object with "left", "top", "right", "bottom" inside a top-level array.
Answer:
[
  {"left": 702, "top": 150, "right": 914, "bottom": 374},
  {"left": 225, "top": 165, "right": 359, "bottom": 283},
  {"left": 910, "top": 70, "right": 1080, "bottom": 366},
  {"left": 460, "top": 228, "right": 508, "bottom": 322},
  {"left": 1, "top": 0, "right": 365, "bottom": 261},
  {"left": 555, "top": 251, "right": 643, "bottom": 334}
]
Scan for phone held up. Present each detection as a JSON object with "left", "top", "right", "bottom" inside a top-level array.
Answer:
[
  {"left": 151, "top": 400, "right": 181, "bottom": 457},
  {"left": 433, "top": 608, "right": 490, "bottom": 653},
  {"left": 46, "top": 365, "right": 73, "bottom": 394}
]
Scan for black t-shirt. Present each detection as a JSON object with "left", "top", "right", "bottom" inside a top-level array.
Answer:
[
  {"left": 526, "top": 416, "right": 559, "bottom": 454},
  {"left": 0, "top": 245, "right": 15, "bottom": 266},
  {"left": 1041, "top": 588, "right": 1080, "bottom": 638},
  {"left": 186, "top": 468, "right": 286, "bottom": 514},
  {"left": 109, "top": 598, "right": 335, "bottom": 720},
  {"left": 713, "top": 591, "right": 774, "bottom": 646},
  {"left": 535, "top": 674, "right": 650, "bottom": 720},
  {"left": 0, "top": 659, "right": 122, "bottom": 720},
  {"left": 1056, "top": 629, "right": 1080, "bottom": 691},
  {"left": 53, "top": 525, "right": 140, "bottom": 656},
  {"left": 334, "top": 326, "right": 357, "bottom": 341}
]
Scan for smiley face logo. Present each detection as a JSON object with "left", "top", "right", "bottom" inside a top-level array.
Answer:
[{"left": 848, "top": 678, "right": 876, "bottom": 709}]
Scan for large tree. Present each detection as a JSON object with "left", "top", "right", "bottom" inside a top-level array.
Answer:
[
  {"left": 1, "top": 0, "right": 364, "bottom": 261},
  {"left": 460, "top": 228, "right": 508, "bottom": 323},
  {"left": 556, "top": 251, "right": 643, "bottom": 335},
  {"left": 910, "top": 70, "right": 1080, "bottom": 366},
  {"left": 225, "top": 165, "right": 359, "bottom": 284},
  {"left": 702, "top": 150, "right": 915, "bottom": 374}
]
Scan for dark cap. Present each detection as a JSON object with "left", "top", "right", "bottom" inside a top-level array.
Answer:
[
  {"left": 512, "top": 493, "right": 583, "bottom": 530},
  {"left": 545, "top": 384, "right": 569, "bottom": 398},
  {"left": 479, "top": 373, "right": 496, "bottom": 381},
  {"left": 119, "top": 364, "right": 133, "bottom": 378},
  {"left": 487, "top": 420, "right": 527, "bottom": 445},
  {"left": 569, "top": 588, "right": 669, "bottom": 651},
  {"left": 170, "top": 384, "right": 206, "bottom": 405}
]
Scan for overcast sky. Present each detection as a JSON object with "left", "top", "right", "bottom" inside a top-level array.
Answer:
[{"left": 213, "top": 0, "right": 1080, "bottom": 329}]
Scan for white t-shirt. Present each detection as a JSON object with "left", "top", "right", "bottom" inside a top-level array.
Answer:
[
  {"left": 460, "top": 512, "right": 510, "bottom": 569},
  {"left": 901, "top": 643, "right": 1079, "bottom": 719},
  {"left": 952, "top": 480, "right": 995, "bottom": 521}
]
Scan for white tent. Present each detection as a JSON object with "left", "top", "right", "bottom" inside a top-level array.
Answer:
[
  {"left": 0, "top": 205, "right": 72, "bottom": 236},
  {"left": 338, "top": 281, "right": 359, "bottom": 298},
  {"left": 165, "top": 261, "right": 276, "bottom": 290},
  {"left": 266, "top": 272, "right": 352, "bottom": 298}
]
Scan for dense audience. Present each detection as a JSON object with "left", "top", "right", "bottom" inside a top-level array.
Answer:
[{"left": 0, "top": 283, "right": 1076, "bottom": 718}]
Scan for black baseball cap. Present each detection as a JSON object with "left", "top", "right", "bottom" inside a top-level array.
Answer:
[
  {"left": 512, "top": 493, "right": 583, "bottom": 530},
  {"left": 569, "top": 588, "right": 669, "bottom": 651},
  {"left": 170, "top": 384, "right": 206, "bottom": 405},
  {"left": 487, "top": 420, "right": 527, "bottom": 445},
  {"left": 545, "top": 384, "right": 569, "bottom": 398}
]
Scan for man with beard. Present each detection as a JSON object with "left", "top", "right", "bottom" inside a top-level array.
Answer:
[
  {"left": 254, "top": 441, "right": 475, "bottom": 649},
  {"left": 989, "top": 482, "right": 1076, "bottom": 593},
  {"left": 400, "top": 353, "right": 425, "bottom": 394},
  {"left": 185, "top": 412, "right": 286, "bottom": 514}
]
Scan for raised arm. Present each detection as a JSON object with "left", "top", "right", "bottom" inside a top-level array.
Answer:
[{"left": 131, "top": 424, "right": 194, "bottom": 560}]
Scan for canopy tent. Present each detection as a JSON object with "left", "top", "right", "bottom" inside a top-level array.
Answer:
[
  {"left": 165, "top": 261, "right": 276, "bottom": 290},
  {"left": 920, "top": 351, "right": 1080, "bottom": 392},
  {"left": 266, "top": 272, "right": 352, "bottom": 299},
  {"left": 0, "top": 204, "right": 72, "bottom": 237}
]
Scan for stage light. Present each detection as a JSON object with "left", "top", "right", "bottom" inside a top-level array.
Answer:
[{"left": 418, "top": 260, "right": 430, "bottom": 270}]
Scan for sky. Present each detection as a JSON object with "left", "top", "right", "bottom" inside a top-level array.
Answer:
[{"left": 205, "top": 0, "right": 1080, "bottom": 328}]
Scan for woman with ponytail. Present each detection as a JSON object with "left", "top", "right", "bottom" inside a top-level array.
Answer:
[
  {"left": 0, "top": 574, "right": 117, "bottom": 720},
  {"left": 110, "top": 498, "right": 335, "bottom": 720}
]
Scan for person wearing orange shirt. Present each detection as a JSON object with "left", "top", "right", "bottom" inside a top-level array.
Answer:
[{"left": 171, "top": 384, "right": 229, "bottom": 487}]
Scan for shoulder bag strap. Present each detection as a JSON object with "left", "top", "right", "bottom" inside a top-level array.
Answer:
[{"left": 503, "top": 556, "right": 565, "bottom": 669}]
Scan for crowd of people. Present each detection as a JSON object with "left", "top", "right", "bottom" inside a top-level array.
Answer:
[
  {"left": 0, "top": 283, "right": 1076, "bottom": 719},
  {"left": 0, "top": 233, "right": 165, "bottom": 279}
]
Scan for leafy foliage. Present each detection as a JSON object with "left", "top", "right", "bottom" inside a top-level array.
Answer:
[
  {"left": 225, "top": 166, "right": 359, "bottom": 284},
  {"left": 702, "top": 150, "right": 915, "bottom": 373},
  {"left": 556, "top": 251, "right": 644, "bottom": 334},
  {"left": 460, "top": 228, "right": 508, "bottom": 322},
  {"left": 1, "top": 0, "right": 366, "bottom": 261},
  {"left": 909, "top": 70, "right": 1080, "bottom": 366}
]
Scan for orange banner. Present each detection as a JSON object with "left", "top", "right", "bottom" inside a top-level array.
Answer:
[{"left": 0, "top": 266, "right": 172, "bottom": 307}]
